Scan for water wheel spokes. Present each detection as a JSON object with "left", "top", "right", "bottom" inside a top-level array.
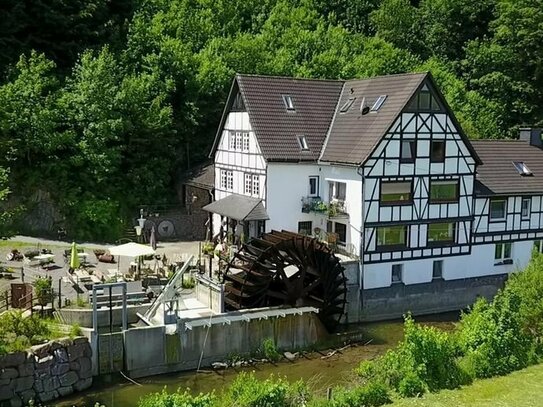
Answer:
[{"left": 223, "top": 230, "right": 347, "bottom": 331}]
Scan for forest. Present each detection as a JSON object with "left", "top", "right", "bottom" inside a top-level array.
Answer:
[{"left": 0, "top": 0, "right": 541, "bottom": 241}]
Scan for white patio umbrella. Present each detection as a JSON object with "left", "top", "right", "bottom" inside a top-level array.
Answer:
[
  {"left": 109, "top": 242, "right": 156, "bottom": 278},
  {"left": 109, "top": 242, "right": 156, "bottom": 257}
]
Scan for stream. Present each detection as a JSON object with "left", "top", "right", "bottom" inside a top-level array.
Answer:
[{"left": 57, "top": 313, "right": 459, "bottom": 407}]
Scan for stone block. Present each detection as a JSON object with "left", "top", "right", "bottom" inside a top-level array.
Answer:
[
  {"left": 40, "top": 376, "right": 59, "bottom": 393},
  {"left": 70, "top": 361, "right": 80, "bottom": 371},
  {"left": 59, "top": 371, "right": 78, "bottom": 387},
  {"left": 9, "top": 396, "right": 22, "bottom": 407},
  {"left": 53, "top": 348, "right": 68, "bottom": 364},
  {"left": 51, "top": 363, "right": 69, "bottom": 376},
  {"left": 33, "top": 379, "right": 43, "bottom": 393},
  {"left": 17, "top": 363, "right": 33, "bottom": 378},
  {"left": 35, "top": 355, "right": 54, "bottom": 369},
  {"left": 0, "top": 353, "right": 25, "bottom": 369},
  {"left": 0, "top": 385, "right": 13, "bottom": 401},
  {"left": 37, "top": 390, "right": 58, "bottom": 403},
  {"left": 10, "top": 376, "right": 33, "bottom": 392},
  {"left": 67, "top": 344, "right": 85, "bottom": 362},
  {"left": 73, "top": 378, "right": 92, "bottom": 392},
  {"left": 73, "top": 337, "right": 88, "bottom": 345},
  {"left": 49, "top": 341, "right": 62, "bottom": 352},
  {"left": 30, "top": 343, "right": 51, "bottom": 359},
  {"left": 83, "top": 343, "right": 92, "bottom": 358},
  {"left": 57, "top": 385, "right": 73, "bottom": 397},
  {"left": 0, "top": 369, "right": 18, "bottom": 380},
  {"left": 78, "top": 357, "right": 91, "bottom": 375},
  {"left": 0, "top": 380, "right": 9, "bottom": 386},
  {"left": 57, "top": 338, "right": 73, "bottom": 348},
  {"left": 19, "top": 389, "right": 35, "bottom": 404}
]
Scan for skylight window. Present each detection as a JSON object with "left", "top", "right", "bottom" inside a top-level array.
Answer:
[
  {"left": 371, "top": 95, "right": 387, "bottom": 111},
  {"left": 513, "top": 162, "right": 533, "bottom": 176},
  {"left": 297, "top": 135, "right": 309, "bottom": 151},
  {"left": 340, "top": 97, "right": 356, "bottom": 113},
  {"left": 283, "top": 95, "right": 295, "bottom": 111}
]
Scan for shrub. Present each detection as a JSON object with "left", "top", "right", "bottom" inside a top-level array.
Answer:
[
  {"left": 397, "top": 372, "right": 426, "bottom": 398},
  {"left": 357, "top": 315, "right": 468, "bottom": 395},
  {"left": 70, "top": 323, "right": 82, "bottom": 338},
  {"left": 0, "top": 310, "right": 50, "bottom": 354},
  {"left": 138, "top": 388, "right": 215, "bottom": 407},
  {"left": 457, "top": 292, "right": 537, "bottom": 378},
  {"left": 33, "top": 277, "right": 53, "bottom": 306},
  {"left": 182, "top": 275, "right": 196, "bottom": 289},
  {"left": 224, "top": 372, "right": 292, "bottom": 407},
  {"left": 320, "top": 382, "right": 390, "bottom": 407},
  {"left": 261, "top": 338, "right": 281, "bottom": 362}
]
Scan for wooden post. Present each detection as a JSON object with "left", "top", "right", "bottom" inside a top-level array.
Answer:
[{"left": 327, "top": 388, "right": 333, "bottom": 400}]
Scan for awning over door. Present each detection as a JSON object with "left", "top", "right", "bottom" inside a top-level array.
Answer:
[{"left": 202, "top": 194, "right": 269, "bottom": 221}]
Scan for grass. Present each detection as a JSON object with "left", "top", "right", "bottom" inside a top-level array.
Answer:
[{"left": 393, "top": 363, "right": 543, "bottom": 407}]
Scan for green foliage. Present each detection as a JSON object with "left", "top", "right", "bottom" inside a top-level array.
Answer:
[
  {"left": 138, "top": 388, "right": 215, "bottom": 407},
  {"left": 357, "top": 314, "right": 469, "bottom": 395},
  {"left": 457, "top": 286, "right": 538, "bottom": 378},
  {"left": 33, "top": 277, "right": 53, "bottom": 307},
  {"left": 0, "top": 310, "right": 51, "bottom": 354},
  {"left": 182, "top": 275, "right": 196, "bottom": 289},
  {"left": 70, "top": 323, "right": 83, "bottom": 338},
  {"left": 320, "top": 382, "right": 390, "bottom": 407},
  {"left": 224, "top": 372, "right": 308, "bottom": 407},
  {"left": 261, "top": 338, "right": 281, "bottom": 362}
]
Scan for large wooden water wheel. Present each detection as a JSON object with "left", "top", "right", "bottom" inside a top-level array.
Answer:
[{"left": 223, "top": 230, "right": 347, "bottom": 331}]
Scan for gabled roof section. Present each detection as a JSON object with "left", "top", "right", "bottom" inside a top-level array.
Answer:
[
  {"left": 472, "top": 140, "right": 543, "bottom": 196},
  {"left": 202, "top": 194, "right": 269, "bottom": 221},
  {"left": 209, "top": 74, "right": 343, "bottom": 162},
  {"left": 320, "top": 73, "right": 427, "bottom": 165},
  {"left": 320, "top": 72, "right": 482, "bottom": 166}
]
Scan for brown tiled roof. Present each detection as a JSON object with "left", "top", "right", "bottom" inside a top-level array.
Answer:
[
  {"left": 472, "top": 140, "right": 543, "bottom": 195},
  {"left": 320, "top": 73, "right": 427, "bottom": 165},
  {"left": 236, "top": 75, "right": 343, "bottom": 161},
  {"left": 183, "top": 163, "right": 214, "bottom": 190}
]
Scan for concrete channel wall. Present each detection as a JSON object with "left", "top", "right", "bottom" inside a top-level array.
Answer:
[
  {"left": 119, "top": 308, "right": 327, "bottom": 378},
  {"left": 58, "top": 304, "right": 151, "bottom": 328},
  {"left": 0, "top": 337, "right": 92, "bottom": 406}
]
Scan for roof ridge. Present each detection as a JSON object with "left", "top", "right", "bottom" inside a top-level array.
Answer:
[
  {"left": 235, "top": 73, "right": 343, "bottom": 83},
  {"left": 342, "top": 71, "right": 429, "bottom": 83}
]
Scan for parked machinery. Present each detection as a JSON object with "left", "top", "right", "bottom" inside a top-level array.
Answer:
[{"left": 223, "top": 230, "right": 347, "bottom": 331}]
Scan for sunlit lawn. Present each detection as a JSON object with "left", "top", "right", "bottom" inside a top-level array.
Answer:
[{"left": 393, "top": 363, "right": 543, "bottom": 407}]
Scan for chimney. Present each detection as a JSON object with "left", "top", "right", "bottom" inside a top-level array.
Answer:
[{"left": 519, "top": 127, "right": 543, "bottom": 148}]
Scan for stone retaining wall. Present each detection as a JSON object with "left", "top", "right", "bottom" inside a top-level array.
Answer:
[{"left": 0, "top": 337, "right": 92, "bottom": 407}]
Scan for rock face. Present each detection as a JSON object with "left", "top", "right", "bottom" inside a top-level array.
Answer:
[{"left": 0, "top": 337, "right": 93, "bottom": 405}]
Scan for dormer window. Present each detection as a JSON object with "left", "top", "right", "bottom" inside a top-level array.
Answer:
[
  {"left": 297, "top": 135, "right": 309, "bottom": 150},
  {"left": 371, "top": 95, "right": 387, "bottom": 111},
  {"left": 340, "top": 97, "right": 356, "bottom": 113},
  {"left": 513, "top": 162, "right": 532, "bottom": 176},
  {"left": 283, "top": 95, "right": 295, "bottom": 111}
]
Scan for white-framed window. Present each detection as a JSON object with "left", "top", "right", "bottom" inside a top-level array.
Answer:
[
  {"left": 494, "top": 242, "right": 512, "bottom": 265},
  {"left": 282, "top": 95, "right": 295, "bottom": 110},
  {"left": 235, "top": 132, "right": 242, "bottom": 150},
  {"left": 220, "top": 170, "right": 233, "bottom": 190},
  {"left": 371, "top": 95, "right": 387, "bottom": 111},
  {"left": 244, "top": 173, "right": 252, "bottom": 195},
  {"left": 328, "top": 181, "right": 346, "bottom": 202},
  {"left": 430, "top": 140, "right": 446, "bottom": 163},
  {"left": 252, "top": 175, "right": 259, "bottom": 196},
  {"left": 490, "top": 199, "right": 507, "bottom": 221},
  {"left": 427, "top": 222, "right": 455, "bottom": 246},
  {"left": 513, "top": 161, "right": 532, "bottom": 176},
  {"left": 429, "top": 180, "right": 459, "bottom": 203},
  {"left": 522, "top": 198, "right": 531, "bottom": 219},
  {"left": 242, "top": 132, "right": 250, "bottom": 151},
  {"left": 377, "top": 225, "right": 408, "bottom": 248},
  {"left": 400, "top": 140, "right": 416, "bottom": 163},
  {"left": 391, "top": 264, "right": 403, "bottom": 284},
  {"left": 380, "top": 181, "right": 412, "bottom": 204},
  {"left": 229, "top": 131, "right": 236, "bottom": 150},
  {"left": 432, "top": 260, "right": 443, "bottom": 280},
  {"left": 297, "top": 135, "right": 309, "bottom": 150},
  {"left": 309, "top": 176, "right": 319, "bottom": 197}
]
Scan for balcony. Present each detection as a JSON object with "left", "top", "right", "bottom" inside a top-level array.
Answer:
[{"left": 301, "top": 196, "right": 348, "bottom": 218}]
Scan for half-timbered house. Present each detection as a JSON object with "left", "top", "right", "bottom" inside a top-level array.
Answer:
[{"left": 204, "top": 72, "right": 543, "bottom": 321}]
